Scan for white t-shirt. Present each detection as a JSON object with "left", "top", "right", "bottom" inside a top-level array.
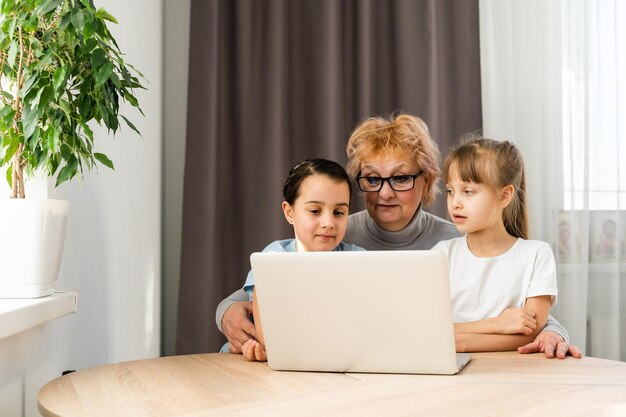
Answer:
[{"left": 432, "top": 236, "right": 558, "bottom": 323}]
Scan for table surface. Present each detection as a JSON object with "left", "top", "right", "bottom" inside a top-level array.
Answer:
[{"left": 38, "top": 351, "right": 626, "bottom": 417}]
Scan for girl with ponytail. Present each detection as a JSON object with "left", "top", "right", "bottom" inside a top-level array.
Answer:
[{"left": 433, "top": 137, "right": 558, "bottom": 352}]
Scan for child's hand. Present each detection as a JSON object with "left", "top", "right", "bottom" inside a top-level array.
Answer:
[
  {"left": 241, "top": 339, "right": 268, "bottom": 362},
  {"left": 495, "top": 307, "right": 537, "bottom": 335}
]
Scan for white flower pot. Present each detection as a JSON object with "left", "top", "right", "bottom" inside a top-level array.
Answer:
[{"left": 0, "top": 199, "right": 69, "bottom": 298}]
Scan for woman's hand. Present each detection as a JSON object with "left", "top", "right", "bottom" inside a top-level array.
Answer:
[
  {"left": 241, "top": 339, "right": 268, "bottom": 362},
  {"left": 518, "top": 331, "right": 583, "bottom": 359},
  {"left": 222, "top": 301, "right": 258, "bottom": 353},
  {"left": 495, "top": 307, "right": 537, "bottom": 335}
]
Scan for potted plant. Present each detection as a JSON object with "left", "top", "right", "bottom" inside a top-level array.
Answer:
[{"left": 0, "top": 0, "right": 145, "bottom": 297}]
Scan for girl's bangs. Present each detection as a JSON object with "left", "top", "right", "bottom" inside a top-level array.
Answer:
[{"left": 447, "top": 146, "right": 494, "bottom": 186}]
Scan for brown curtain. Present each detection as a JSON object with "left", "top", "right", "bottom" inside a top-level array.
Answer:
[{"left": 177, "top": 0, "right": 482, "bottom": 354}]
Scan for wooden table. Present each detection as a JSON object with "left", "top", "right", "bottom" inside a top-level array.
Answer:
[{"left": 38, "top": 352, "right": 626, "bottom": 417}]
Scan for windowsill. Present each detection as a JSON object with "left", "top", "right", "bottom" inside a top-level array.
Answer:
[{"left": 0, "top": 291, "right": 78, "bottom": 340}]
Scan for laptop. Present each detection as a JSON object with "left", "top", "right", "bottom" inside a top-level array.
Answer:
[{"left": 250, "top": 250, "right": 471, "bottom": 374}]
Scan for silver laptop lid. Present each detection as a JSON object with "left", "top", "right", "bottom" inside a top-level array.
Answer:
[{"left": 251, "top": 250, "right": 465, "bottom": 374}]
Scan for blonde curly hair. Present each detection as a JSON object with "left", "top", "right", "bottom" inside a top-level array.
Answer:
[{"left": 346, "top": 114, "right": 441, "bottom": 207}]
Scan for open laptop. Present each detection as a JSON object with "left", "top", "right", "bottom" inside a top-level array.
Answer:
[{"left": 250, "top": 250, "right": 471, "bottom": 374}]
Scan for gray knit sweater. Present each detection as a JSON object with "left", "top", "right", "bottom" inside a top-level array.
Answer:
[{"left": 343, "top": 208, "right": 460, "bottom": 250}]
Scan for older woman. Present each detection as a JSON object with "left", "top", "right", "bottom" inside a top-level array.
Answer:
[
  {"left": 343, "top": 114, "right": 455, "bottom": 249},
  {"left": 217, "top": 114, "right": 581, "bottom": 359}
]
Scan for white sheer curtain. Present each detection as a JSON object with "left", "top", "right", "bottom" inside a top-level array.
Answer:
[{"left": 480, "top": 0, "right": 625, "bottom": 360}]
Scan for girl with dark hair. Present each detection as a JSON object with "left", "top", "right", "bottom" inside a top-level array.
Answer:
[
  {"left": 230, "top": 158, "right": 363, "bottom": 361},
  {"left": 434, "top": 137, "right": 558, "bottom": 352}
]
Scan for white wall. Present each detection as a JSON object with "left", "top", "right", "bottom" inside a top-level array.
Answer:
[
  {"left": 0, "top": 1, "right": 163, "bottom": 415},
  {"left": 53, "top": 0, "right": 162, "bottom": 367}
]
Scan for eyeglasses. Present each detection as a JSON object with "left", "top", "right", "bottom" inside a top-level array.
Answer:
[{"left": 356, "top": 170, "right": 424, "bottom": 192}]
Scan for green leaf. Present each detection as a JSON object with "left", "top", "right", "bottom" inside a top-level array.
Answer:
[
  {"left": 74, "top": 135, "right": 88, "bottom": 153},
  {"left": 33, "top": 148, "right": 45, "bottom": 169},
  {"left": 90, "top": 48, "right": 106, "bottom": 68},
  {"left": 77, "top": 134, "right": 92, "bottom": 153},
  {"left": 27, "top": 152, "right": 40, "bottom": 169},
  {"left": 59, "top": 99, "right": 71, "bottom": 115},
  {"left": 28, "top": 126, "right": 40, "bottom": 152},
  {"left": 79, "top": 79, "right": 92, "bottom": 95},
  {"left": 95, "top": 8, "right": 118, "bottom": 24},
  {"left": 42, "top": 29, "right": 53, "bottom": 44},
  {"left": 42, "top": 86, "right": 53, "bottom": 109},
  {"left": 28, "top": 36, "right": 41, "bottom": 53},
  {"left": 121, "top": 115, "right": 141, "bottom": 137},
  {"left": 23, "top": 14, "right": 39, "bottom": 32},
  {"left": 0, "top": 36, "right": 10, "bottom": 51},
  {"left": 52, "top": 65, "right": 67, "bottom": 92},
  {"left": 7, "top": 41, "right": 17, "bottom": 68},
  {"left": 77, "top": 95, "right": 92, "bottom": 118},
  {"left": 84, "top": 38, "right": 97, "bottom": 52},
  {"left": 33, "top": 49, "right": 53, "bottom": 70},
  {"left": 80, "top": 10, "right": 95, "bottom": 38},
  {"left": 85, "top": 18, "right": 101, "bottom": 38},
  {"left": 5, "top": 18, "right": 17, "bottom": 41},
  {"left": 3, "top": 135, "right": 19, "bottom": 164},
  {"left": 70, "top": 10, "right": 85, "bottom": 30},
  {"left": 123, "top": 90, "right": 140, "bottom": 108},
  {"left": 5, "top": 165, "right": 12, "bottom": 188},
  {"left": 47, "top": 126, "right": 60, "bottom": 153},
  {"left": 109, "top": 113, "right": 119, "bottom": 131},
  {"left": 0, "top": 104, "right": 13, "bottom": 118},
  {"left": 35, "top": 0, "right": 63, "bottom": 16},
  {"left": 94, "top": 152, "right": 114, "bottom": 170},
  {"left": 60, "top": 144, "right": 71, "bottom": 160},
  {"left": 60, "top": 12, "right": 72, "bottom": 29},
  {"left": 20, "top": 73, "right": 39, "bottom": 98},
  {"left": 95, "top": 61, "right": 114, "bottom": 87},
  {"left": 2, "top": 132, "right": 13, "bottom": 147},
  {"left": 120, "top": 66, "right": 131, "bottom": 84},
  {"left": 28, "top": 87, "right": 45, "bottom": 108},
  {"left": 80, "top": 121, "right": 94, "bottom": 143},
  {"left": 21, "top": 105, "right": 39, "bottom": 139},
  {"left": 55, "top": 157, "right": 78, "bottom": 186},
  {"left": 110, "top": 72, "right": 121, "bottom": 88}
]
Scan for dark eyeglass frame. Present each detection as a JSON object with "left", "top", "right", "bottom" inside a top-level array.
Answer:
[{"left": 355, "top": 170, "right": 424, "bottom": 192}]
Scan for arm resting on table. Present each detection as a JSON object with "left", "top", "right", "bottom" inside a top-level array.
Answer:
[{"left": 456, "top": 296, "right": 552, "bottom": 352}]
